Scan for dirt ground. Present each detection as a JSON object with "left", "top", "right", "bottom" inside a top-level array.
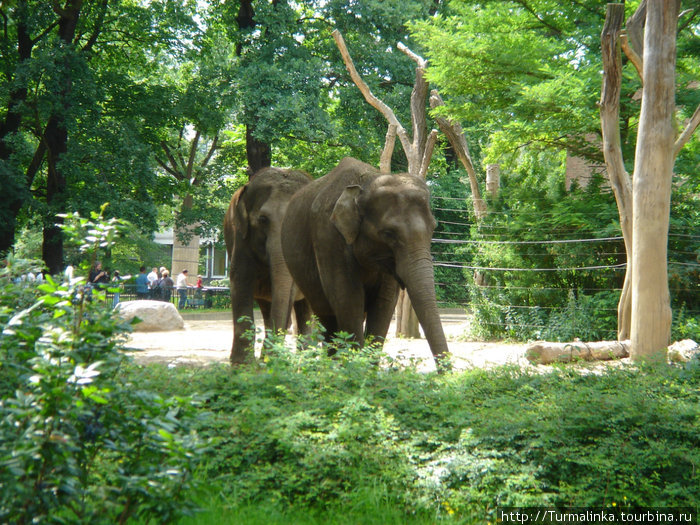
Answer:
[{"left": 125, "top": 311, "right": 530, "bottom": 372}]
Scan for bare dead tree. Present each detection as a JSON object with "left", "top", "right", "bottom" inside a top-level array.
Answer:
[{"left": 600, "top": 2, "right": 699, "bottom": 358}]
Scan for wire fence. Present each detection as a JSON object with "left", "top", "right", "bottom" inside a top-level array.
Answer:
[{"left": 429, "top": 195, "right": 700, "bottom": 340}]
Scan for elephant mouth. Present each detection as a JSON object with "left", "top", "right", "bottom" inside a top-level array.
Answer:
[{"left": 373, "top": 255, "right": 404, "bottom": 288}]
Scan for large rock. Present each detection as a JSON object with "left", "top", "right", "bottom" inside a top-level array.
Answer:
[
  {"left": 115, "top": 300, "right": 185, "bottom": 332},
  {"left": 668, "top": 339, "right": 699, "bottom": 363}
]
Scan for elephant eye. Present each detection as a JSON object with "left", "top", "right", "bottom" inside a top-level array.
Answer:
[
  {"left": 380, "top": 229, "right": 397, "bottom": 242},
  {"left": 258, "top": 215, "right": 270, "bottom": 226}
]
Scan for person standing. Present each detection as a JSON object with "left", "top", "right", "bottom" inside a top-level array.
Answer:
[
  {"left": 160, "top": 270, "right": 175, "bottom": 303},
  {"left": 147, "top": 267, "right": 159, "bottom": 298},
  {"left": 176, "top": 269, "right": 190, "bottom": 309},
  {"left": 111, "top": 270, "right": 129, "bottom": 307},
  {"left": 89, "top": 262, "right": 110, "bottom": 288},
  {"left": 135, "top": 266, "right": 150, "bottom": 299}
]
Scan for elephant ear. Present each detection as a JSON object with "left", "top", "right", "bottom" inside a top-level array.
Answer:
[
  {"left": 234, "top": 185, "right": 250, "bottom": 239},
  {"left": 331, "top": 185, "right": 362, "bottom": 244}
]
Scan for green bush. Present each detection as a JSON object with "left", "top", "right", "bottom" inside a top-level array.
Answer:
[
  {"left": 0, "top": 208, "right": 207, "bottom": 524},
  {"left": 122, "top": 333, "right": 700, "bottom": 524}
]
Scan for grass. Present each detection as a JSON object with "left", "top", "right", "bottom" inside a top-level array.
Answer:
[{"left": 120, "top": 337, "right": 700, "bottom": 524}]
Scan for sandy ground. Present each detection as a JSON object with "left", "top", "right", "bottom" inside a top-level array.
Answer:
[{"left": 125, "top": 311, "right": 530, "bottom": 372}]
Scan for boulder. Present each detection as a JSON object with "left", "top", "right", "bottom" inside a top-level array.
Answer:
[
  {"left": 668, "top": 339, "right": 699, "bottom": 363},
  {"left": 115, "top": 300, "right": 185, "bottom": 332}
]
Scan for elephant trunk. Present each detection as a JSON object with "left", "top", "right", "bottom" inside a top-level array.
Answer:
[
  {"left": 269, "top": 245, "right": 294, "bottom": 334},
  {"left": 397, "top": 248, "right": 449, "bottom": 364}
]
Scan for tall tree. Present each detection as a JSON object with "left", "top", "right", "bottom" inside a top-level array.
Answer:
[
  {"left": 601, "top": 2, "right": 700, "bottom": 359},
  {"left": 0, "top": 0, "right": 200, "bottom": 270}
]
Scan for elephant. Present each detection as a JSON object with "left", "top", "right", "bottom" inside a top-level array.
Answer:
[
  {"left": 224, "top": 166, "right": 312, "bottom": 364},
  {"left": 281, "top": 157, "right": 449, "bottom": 366}
]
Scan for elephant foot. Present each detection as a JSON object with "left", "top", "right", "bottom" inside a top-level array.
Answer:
[
  {"left": 434, "top": 353, "right": 453, "bottom": 374},
  {"left": 229, "top": 349, "right": 255, "bottom": 366}
]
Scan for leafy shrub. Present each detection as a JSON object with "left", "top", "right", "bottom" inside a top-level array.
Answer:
[
  {"left": 0, "top": 207, "right": 206, "bottom": 524},
  {"left": 672, "top": 304, "right": 700, "bottom": 342},
  {"left": 126, "top": 334, "right": 700, "bottom": 524}
]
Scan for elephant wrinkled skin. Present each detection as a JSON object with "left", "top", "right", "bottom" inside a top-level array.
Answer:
[
  {"left": 281, "top": 157, "right": 449, "bottom": 365},
  {"left": 224, "top": 167, "right": 312, "bottom": 364}
]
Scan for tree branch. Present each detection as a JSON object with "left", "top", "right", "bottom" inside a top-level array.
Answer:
[
  {"left": 200, "top": 133, "right": 219, "bottom": 168},
  {"left": 674, "top": 103, "right": 700, "bottom": 157},
  {"left": 419, "top": 129, "right": 438, "bottom": 179},
  {"left": 80, "top": 0, "right": 108, "bottom": 53},
  {"left": 155, "top": 157, "right": 182, "bottom": 179},
  {"left": 185, "top": 129, "right": 201, "bottom": 180},
  {"left": 430, "top": 90, "right": 486, "bottom": 219},
  {"left": 620, "top": 33, "right": 643, "bottom": 82},
  {"left": 332, "top": 29, "right": 412, "bottom": 156},
  {"left": 625, "top": 0, "right": 646, "bottom": 58},
  {"left": 159, "top": 141, "right": 185, "bottom": 180},
  {"left": 398, "top": 42, "right": 429, "bottom": 156},
  {"left": 380, "top": 124, "right": 397, "bottom": 173}
]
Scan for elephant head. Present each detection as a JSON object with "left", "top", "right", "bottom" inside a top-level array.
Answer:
[{"left": 224, "top": 167, "right": 311, "bottom": 363}]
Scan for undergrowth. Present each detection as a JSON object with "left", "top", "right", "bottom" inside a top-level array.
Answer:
[{"left": 123, "top": 332, "right": 700, "bottom": 524}]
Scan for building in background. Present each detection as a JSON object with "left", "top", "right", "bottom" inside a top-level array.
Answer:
[{"left": 154, "top": 229, "right": 228, "bottom": 284}]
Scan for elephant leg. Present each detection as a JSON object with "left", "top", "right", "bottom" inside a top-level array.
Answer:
[
  {"left": 365, "top": 276, "right": 400, "bottom": 346},
  {"left": 317, "top": 314, "right": 341, "bottom": 356},
  {"left": 293, "top": 299, "right": 312, "bottom": 335},
  {"left": 258, "top": 299, "right": 272, "bottom": 334},
  {"left": 230, "top": 263, "right": 257, "bottom": 364},
  {"left": 231, "top": 293, "right": 256, "bottom": 364}
]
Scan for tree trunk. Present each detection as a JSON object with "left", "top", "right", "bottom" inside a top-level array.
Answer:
[
  {"left": 43, "top": 114, "right": 69, "bottom": 274},
  {"left": 42, "top": 1, "right": 83, "bottom": 274},
  {"left": 630, "top": 0, "right": 679, "bottom": 361},
  {"left": 172, "top": 194, "right": 200, "bottom": 281},
  {"left": 237, "top": 0, "right": 271, "bottom": 178},
  {"left": 245, "top": 125, "right": 271, "bottom": 177},
  {"left": 599, "top": 4, "right": 634, "bottom": 340},
  {"left": 396, "top": 292, "right": 421, "bottom": 339}
]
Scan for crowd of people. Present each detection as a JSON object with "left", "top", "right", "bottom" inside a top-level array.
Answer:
[
  {"left": 12, "top": 259, "right": 207, "bottom": 310},
  {"left": 90, "top": 263, "right": 202, "bottom": 309}
]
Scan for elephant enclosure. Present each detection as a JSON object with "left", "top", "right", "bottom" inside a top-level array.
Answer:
[{"left": 125, "top": 311, "right": 529, "bottom": 372}]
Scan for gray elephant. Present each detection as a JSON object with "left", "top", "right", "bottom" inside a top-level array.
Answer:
[
  {"left": 224, "top": 167, "right": 312, "bottom": 364},
  {"left": 281, "top": 157, "right": 448, "bottom": 365}
]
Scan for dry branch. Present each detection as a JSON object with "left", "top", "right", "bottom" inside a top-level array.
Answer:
[
  {"left": 674, "top": 103, "right": 700, "bottom": 156},
  {"left": 332, "top": 30, "right": 412, "bottom": 157},
  {"left": 620, "top": 33, "right": 643, "bottom": 81},
  {"left": 380, "top": 124, "right": 397, "bottom": 174},
  {"left": 419, "top": 129, "right": 438, "bottom": 179},
  {"left": 429, "top": 90, "right": 487, "bottom": 219}
]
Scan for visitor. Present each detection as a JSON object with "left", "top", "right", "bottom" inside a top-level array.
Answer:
[
  {"left": 176, "top": 269, "right": 190, "bottom": 309},
  {"left": 135, "top": 266, "right": 150, "bottom": 299},
  {"left": 89, "top": 262, "right": 110, "bottom": 289},
  {"left": 160, "top": 270, "right": 175, "bottom": 303},
  {"left": 196, "top": 274, "right": 203, "bottom": 288},
  {"left": 147, "top": 267, "right": 159, "bottom": 297},
  {"left": 111, "top": 270, "right": 127, "bottom": 307}
]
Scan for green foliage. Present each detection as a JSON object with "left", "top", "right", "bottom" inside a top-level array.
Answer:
[
  {"left": 124, "top": 340, "right": 700, "bottom": 524},
  {"left": 0, "top": 210, "right": 206, "bottom": 524}
]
